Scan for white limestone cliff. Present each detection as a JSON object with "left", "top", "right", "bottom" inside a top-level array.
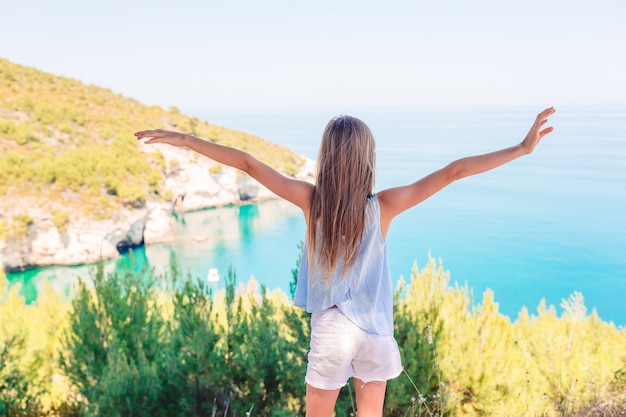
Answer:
[{"left": 0, "top": 147, "right": 315, "bottom": 272}]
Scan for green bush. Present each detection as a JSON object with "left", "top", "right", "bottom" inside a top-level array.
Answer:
[
  {"left": 0, "top": 270, "right": 71, "bottom": 416},
  {"left": 2, "top": 247, "right": 625, "bottom": 417},
  {"left": 391, "top": 256, "right": 626, "bottom": 417},
  {"left": 387, "top": 260, "right": 447, "bottom": 416},
  {"left": 209, "top": 163, "right": 223, "bottom": 175},
  {"left": 0, "top": 119, "right": 37, "bottom": 145},
  {"left": 59, "top": 256, "right": 311, "bottom": 417},
  {"left": 52, "top": 211, "right": 70, "bottom": 233},
  {"left": 0, "top": 335, "right": 46, "bottom": 417},
  {"left": 10, "top": 214, "right": 34, "bottom": 238},
  {"left": 61, "top": 258, "right": 164, "bottom": 417}
]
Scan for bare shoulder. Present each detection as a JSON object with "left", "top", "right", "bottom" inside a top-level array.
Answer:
[
  {"left": 376, "top": 184, "right": 420, "bottom": 221},
  {"left": 375, "top": 189, "right": 398, "bottom": 239},
  {"left": 290, "top": 180, "right": 313, "bottom": 224},
  {"left": 281, "top": 177, "right": 314, "bottom": 214}
]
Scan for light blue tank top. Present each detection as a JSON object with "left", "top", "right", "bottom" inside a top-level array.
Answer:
[{"left": 294, "top": 195, "right": 394, "bottom": 336}]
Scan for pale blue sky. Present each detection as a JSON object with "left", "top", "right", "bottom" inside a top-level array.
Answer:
[{"left": 2, "top": 0, "right": 625, "bottom": 111}]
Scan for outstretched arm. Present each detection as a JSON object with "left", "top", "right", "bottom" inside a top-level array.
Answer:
[
  {"left": 377, "top": 107, "right": 556, "bottom": 237},
  {"left": 135, "top": 130, "right": 313, "bottom": 211}
]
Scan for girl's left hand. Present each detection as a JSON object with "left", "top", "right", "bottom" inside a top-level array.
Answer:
[{"left": 520, "top": 107, "right": 555, "bottom": 154}]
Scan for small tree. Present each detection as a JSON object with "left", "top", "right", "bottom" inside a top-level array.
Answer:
[
  {"left": 159, "top": 273, "right": 226, "bottom": 416},
  {"left": 0, "top": 335, "right": 46, "bottom": 417},
  {"left": 61, "top": 255, "right": 165, "bottom": 416}
]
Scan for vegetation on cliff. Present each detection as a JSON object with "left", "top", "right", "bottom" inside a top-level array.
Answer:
[{"left": 0, "top": 58, "right": 305, "bottom": 225}]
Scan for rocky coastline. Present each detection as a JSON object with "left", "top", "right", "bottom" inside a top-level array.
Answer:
[{"left": 1, "top": 143, "right": 315, "bottom": 273}]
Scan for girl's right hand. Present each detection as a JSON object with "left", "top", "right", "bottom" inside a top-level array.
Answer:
[{"left": 135, "top": 129, "right": 188, "bottom": 147}]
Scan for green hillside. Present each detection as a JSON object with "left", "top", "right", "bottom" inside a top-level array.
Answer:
[{"left": 0, "top": 58, "right": 304, "bottom": 217}]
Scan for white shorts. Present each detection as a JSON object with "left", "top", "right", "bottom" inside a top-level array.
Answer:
[{"left": 306, "top": 307, "right": 403, "bottom": 390}]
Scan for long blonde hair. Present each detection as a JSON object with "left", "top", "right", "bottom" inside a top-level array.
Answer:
[{"left": 307, "top": 115, "right": 376, "bottom": 277}]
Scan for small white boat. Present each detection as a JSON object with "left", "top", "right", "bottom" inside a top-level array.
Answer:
[{"left": 207, "top": 268, "right": 220, "bottom": 283}]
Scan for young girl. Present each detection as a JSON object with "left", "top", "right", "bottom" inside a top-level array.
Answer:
[{"left": 135, "top": 107, "right": 555, "bottom": 417}]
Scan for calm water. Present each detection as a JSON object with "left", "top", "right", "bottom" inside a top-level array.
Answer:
[{"left": 7, "top": 105, "right": 626, "bottom": 325}]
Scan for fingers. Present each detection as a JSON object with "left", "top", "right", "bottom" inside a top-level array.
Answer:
[
  {"left": 537, "top": 107, "right": 556, "bottom": 119},
  {"left": 135, "top": 129, "right": 170, "bottom": 144},
  {"left": 533, "top": 107, "right": 555, "bottom": 136},
  {"left": 134, "top": 129, "right": 185, "bottom": 148},
  {"left": 539, "top": 126, "right": 554, "bottom": 138},
  {"left": 535, "top": 107, "right": 555, "bottom": 125},
  {"left": 520, "top": 107, "right": 555, "bottom": 153},
  {"left": 533, "top": 117, "right": 547, "bottom": 126},
  {"left": 134, "top": 129, "right": 162, "bottom": 139}
]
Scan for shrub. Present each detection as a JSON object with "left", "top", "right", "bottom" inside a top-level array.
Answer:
[
  {"left": 2, "top": 242, "right": 624, "bottom": 417},
  {"left": 0, "top": 119, "right": 38, "bottom": 145},
  {"left": 0, "top": 335, "right": 46, "bottom": 416},
  {"left": 61, "top": 258, "right": 165, "bottom": 417},
  {"left": 0, "top": 271, "right": 70, "bottom": 416},
  {"left": 10, "top": 214, "right": 34, "bottom": 238},
  {"left": 52, "top": 211, "right": 70, "bottom": 233},
  {"left": 209, "top": 163, "right": 223, "bottom": 175}
]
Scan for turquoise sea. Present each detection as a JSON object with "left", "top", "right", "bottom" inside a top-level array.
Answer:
[{"left": 6, "top": 105, "right": 626, "bottom": 326}]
